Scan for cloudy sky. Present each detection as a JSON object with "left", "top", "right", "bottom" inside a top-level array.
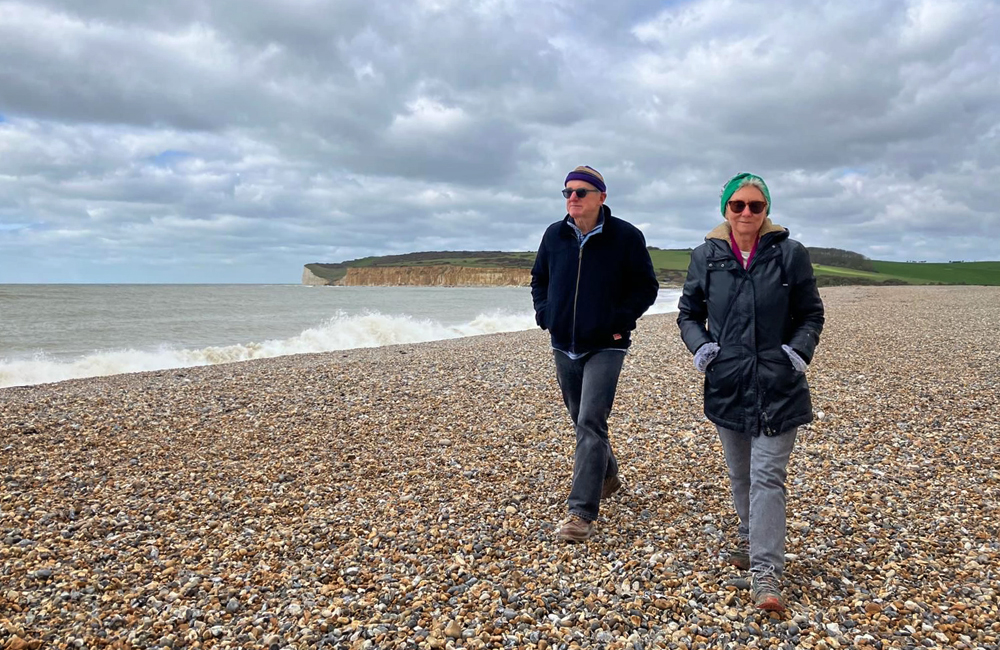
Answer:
[{"left": 1, "top": 0, "right": 998, "bottom": 283}]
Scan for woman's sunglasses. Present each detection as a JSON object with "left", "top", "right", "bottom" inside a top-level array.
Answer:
[
  {"left": 727, "top": 200, "right": 768, "bottom": 214},
  {"left": 562, "top": 188, "right": 603, "bottom": 199}
]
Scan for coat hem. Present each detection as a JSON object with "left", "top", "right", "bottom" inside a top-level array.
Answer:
[{"left": 705, "top": 412, "right": 812, "bottom": 437}]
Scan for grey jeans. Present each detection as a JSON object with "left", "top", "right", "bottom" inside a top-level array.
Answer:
[
  {"left": 554, "top": 350, "right": 626, "bottom": 522},
  {"left": 717, "top": 425, "right": 798, "bottom": 577}
]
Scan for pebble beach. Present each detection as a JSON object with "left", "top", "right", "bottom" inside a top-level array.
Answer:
[{"left": 2, "top": 285, "right": 998, "bottom": 650}]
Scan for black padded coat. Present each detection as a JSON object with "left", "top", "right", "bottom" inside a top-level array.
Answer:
[{"left": 677, "top": 219, "right": 825, "bottom": 436}]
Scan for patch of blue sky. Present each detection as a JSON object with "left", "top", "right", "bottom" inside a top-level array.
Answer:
[
  {"left": 149, "top": 150, "right": 194, "bottom": 167},
  {"left": 839, "top": 167, "right": 867, "bottom": 177}
]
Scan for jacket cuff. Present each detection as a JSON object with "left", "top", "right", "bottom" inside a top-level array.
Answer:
[{"left": 788, "top": 333, "right": 817, "bottom": 364}]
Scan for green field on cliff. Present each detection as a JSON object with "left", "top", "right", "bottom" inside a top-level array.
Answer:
[{"left": 306, "top": 250, "right": 1000, "bottom": 287}]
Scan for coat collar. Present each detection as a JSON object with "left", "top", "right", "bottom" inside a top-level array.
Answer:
[
  {"left": 706, "top": 217, "right": 785, "bottom": 241},
  {"left": 562, "top": 204, "right": 612, "bottom": 236}
]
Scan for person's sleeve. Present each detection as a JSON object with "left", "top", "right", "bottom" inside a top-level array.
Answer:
[
  {"left": 786, "top": 243, "right": 824, "bottom": 363},
  {"left": 677, "top": 248, "right": 713, "bottom": 354},
  {"left": 616, "top": 230, "right": 659, "bottom": 332},
  {"left": 530, "top": 236, "right": 549, "bottom": 330}
]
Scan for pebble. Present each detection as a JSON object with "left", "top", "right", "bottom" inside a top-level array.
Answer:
[
  {"left": 1, "top": 286, "right": 998, "bottom": 649},
  {"left": 444, "top": 620, "right": 463, "bottom": 638}
]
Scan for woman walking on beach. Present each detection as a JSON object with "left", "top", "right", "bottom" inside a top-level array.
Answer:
[
  {"left": 531, "top": 165, "right": 659, "bottom": 543},
  {"left": 677, "top": 172, "right": 824, "bottom": 611}
]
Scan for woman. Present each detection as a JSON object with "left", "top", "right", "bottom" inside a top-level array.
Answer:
[{"left": 677, "top": 172, "right": 824, "bottom": 611}]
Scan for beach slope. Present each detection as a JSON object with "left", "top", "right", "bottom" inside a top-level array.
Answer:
[{"left": 1, "top": 286, "right": 998, "bottom": 648}]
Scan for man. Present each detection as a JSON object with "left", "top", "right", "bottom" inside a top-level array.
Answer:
[{"left": 531, "top": 165, "right": 659, "bottom": 542}]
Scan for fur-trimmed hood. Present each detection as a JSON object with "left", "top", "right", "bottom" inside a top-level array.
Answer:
[{"left": 706, "top": 218, "right": 786, "bottom": 241}]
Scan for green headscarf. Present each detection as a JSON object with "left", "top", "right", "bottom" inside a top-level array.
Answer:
[{"left": 720, "top": 172, "right": 771, "bottom": 215}]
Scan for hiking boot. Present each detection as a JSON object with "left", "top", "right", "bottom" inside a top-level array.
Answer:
[
  {"left": 727, "top": 537, "right": 750, "bottom": 570},
  {"left": 601, "top": 475, "right": 622, "bottom": 499},
  {"left": 556, "top": 516, "right": 595, "bottom": 542},
  {"left": 751, "top": 571, "right": 786, "bottom": 612}
]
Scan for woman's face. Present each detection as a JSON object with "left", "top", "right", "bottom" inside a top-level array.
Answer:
[{"left": 725, "top": 185, "right": 768, "bottom": 242}]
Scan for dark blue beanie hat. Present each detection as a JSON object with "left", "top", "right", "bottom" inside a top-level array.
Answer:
[{"left": 564, "top": 166, "right": 606, "bottom": 193}]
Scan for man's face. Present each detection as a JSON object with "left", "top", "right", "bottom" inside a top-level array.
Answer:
[{"left": 564, "top": 181, "right": 606, "bottom": 222}]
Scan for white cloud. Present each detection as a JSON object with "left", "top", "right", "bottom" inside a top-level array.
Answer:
[{"left": 390, "top": 98, "right": 472, "bottom": 137}]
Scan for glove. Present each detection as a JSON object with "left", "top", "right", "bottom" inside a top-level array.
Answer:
[
  {"left": 782, "top": 344, "right": 808, "bottom": 373},
  {"left": 694, "top": 342, "right": 720, "bottom": 373}
]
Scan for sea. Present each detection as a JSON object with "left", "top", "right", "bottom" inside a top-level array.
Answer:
[{"left": 0, "top": 285, "right": 682, "bottom": 388}]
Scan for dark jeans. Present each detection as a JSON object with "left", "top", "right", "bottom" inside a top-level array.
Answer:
[{"left": 554, "top": 349, "right": 626, "bottom": 522}]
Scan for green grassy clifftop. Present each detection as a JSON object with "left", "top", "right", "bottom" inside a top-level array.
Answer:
[{"left": 305, "top": 249, "right": 1000, "bottom": 287}]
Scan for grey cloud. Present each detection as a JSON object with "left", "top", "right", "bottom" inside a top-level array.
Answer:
[{"left": 1, "top": 0, "right": 999, "bottom": 283}]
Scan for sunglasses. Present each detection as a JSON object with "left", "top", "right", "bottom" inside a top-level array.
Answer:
[
  {"left": 562, "top": 188, "right": 603, "bottom": 199},
  {"left": 727, "top": 200, "right": 768, "bottom": 214}
]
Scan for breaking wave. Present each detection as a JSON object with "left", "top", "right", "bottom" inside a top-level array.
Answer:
[{"left": 0, "top": 291, "right": 680, "bottom": 388}]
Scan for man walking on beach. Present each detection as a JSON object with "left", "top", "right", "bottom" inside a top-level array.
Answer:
[{"left": 531, "top": 165, "right": 659, "bottom": 542}]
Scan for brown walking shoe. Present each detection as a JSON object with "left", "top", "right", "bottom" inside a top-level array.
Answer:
[
  {"left": 556, "top": 516, "right": 595, "bottom": 542},
  {"left": 727, "top": 537, "right": 750, "bottom": 570},
  {"left": 601, "top": 475, "right": 622, "bottom": 499},
  {"left": 751, "top": 571, "right": 786, "bottom": 612}
]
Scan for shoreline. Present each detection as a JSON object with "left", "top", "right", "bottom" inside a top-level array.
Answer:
[
  {"left": 2, "top": 285, "right": 998, "bottom": 648},
  {"left": 0, "top": 286, "right": 682, "bottom": 390}
]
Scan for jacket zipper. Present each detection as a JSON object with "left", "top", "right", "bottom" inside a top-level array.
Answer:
[
  {"left": 571, "top": 244, "right": 583, "bottom": 352},
  {"left": 735, "top": 242, "right": 772, "bottom": 434},
  {"left": 746, "top": 237, "right": 780, "bottom": 435},
  {"left": 758, "top": 383, "right": 777, "bottom": 435}
]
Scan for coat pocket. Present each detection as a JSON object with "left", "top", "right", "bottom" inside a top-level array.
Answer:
[
  {"left": 705, "top": 346, "right": 742, "bottom": 416},
  {"left": 758, "top": 347, "right": 808, "bottom": 418}
]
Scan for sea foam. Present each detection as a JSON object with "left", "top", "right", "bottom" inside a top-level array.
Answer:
[{"left": 0, "top": 293, "right": 680, "bottom": 388}]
